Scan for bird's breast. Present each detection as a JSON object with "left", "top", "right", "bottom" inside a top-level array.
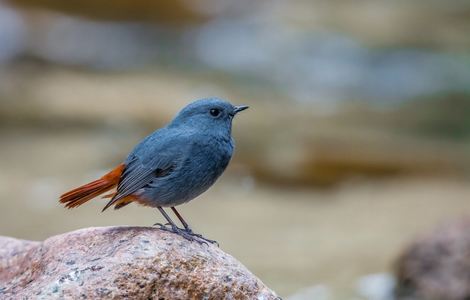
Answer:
[
  {"left": 141, "top": 137, "right": 233, "bottom": 207},
  {"left": 187, "top": 137, "right": 233, "bottom": 178}
]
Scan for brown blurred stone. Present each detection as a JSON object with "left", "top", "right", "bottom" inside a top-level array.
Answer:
[
  {"left": 8, "top": 0, "right": 209, "bottom": 24},
  {"left": 395, "top": 218, "right": 470, "bottom": 300},
  {"left": 0, "top": 227, "right": 279, "bottom": 299}
]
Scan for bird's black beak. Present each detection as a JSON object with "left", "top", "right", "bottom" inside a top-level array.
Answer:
[{"left": 233, "top": 105, "right": 249, "bottom": 114}]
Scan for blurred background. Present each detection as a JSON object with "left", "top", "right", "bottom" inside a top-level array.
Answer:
[{"left": 0, "top": 0, "right": 469, "bottom": 299}]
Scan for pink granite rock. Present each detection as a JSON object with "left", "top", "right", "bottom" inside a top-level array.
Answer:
[
  {"left": 0, "top": 227, "right": 279, "bottom": 300},
  {"left": 395, "top": 218, "right": 470, "bottom": 300}
]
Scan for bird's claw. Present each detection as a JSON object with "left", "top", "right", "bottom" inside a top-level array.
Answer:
[
  {"left": 162, "top": 225, "right": 207, "bottom": 245},
  {"left": 153, "top": 222, "right": 171, "bottom": 229},
  {"left": 182, "top": 228, "right": 219, "bottom": 246},
  {"left": 156, "top": 225, "right": 217, "bottom": 246}
]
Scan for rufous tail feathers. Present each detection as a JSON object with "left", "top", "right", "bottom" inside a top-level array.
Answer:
[{"left": 59, "top": 164, "right": 125, "bottom": 209}]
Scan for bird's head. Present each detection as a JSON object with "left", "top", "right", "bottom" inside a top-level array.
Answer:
[{"left": 169, "top": 98, "right": 248, "bottom": 135}]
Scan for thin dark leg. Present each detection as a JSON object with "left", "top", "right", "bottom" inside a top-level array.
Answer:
[
  {"left": 153, "top": 207, "right": 210, "bottom": 245},
  {"left": 153, "top": 206, "right": 174, "bottom": 228},
  {"left": 171, "top": 207, "right": 190, "bottom": 230},
  {"left": 170, "top": 206, "right": 218, "bottom": 246},
  {"left": 157, "top": 207, "right": 178, "bottom": 227}
]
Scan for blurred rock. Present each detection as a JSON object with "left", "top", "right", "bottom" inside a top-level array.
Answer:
[
  {"left": 394, "top": 218, "right": 470, "bottom": 300},
  {"left": 0, "top": 226, "right": 278, "bottom": 299},
  {"left": 247, "top": 139, "right": 464, "bottom": 187},
  {"left": 9, "top": 0, "right": 210, "bottom": 24}
]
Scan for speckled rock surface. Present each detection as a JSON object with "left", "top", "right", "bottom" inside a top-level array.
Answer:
[
  {"left": 0, "top": 227, "right": 279, "bottom": 300},
  {"left": 395, "top": 218, "right": 470, "bottom": 300}
]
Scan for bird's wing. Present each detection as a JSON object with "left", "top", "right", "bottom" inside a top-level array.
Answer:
[{"left": 102, "top": 135, "right": 191, "bottom": 211}]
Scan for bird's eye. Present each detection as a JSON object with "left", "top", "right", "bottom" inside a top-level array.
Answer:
[{"left": 209, "top": 108, "right": 221, "bottom": 117}]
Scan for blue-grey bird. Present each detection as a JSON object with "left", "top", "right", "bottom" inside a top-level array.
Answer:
[{"left": 59, "top": 98, "right": 248, "bottom": 244}]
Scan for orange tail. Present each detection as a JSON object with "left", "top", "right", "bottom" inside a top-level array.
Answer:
[{"left": 60, "top": 164, "right": 125, "bottom": 209}]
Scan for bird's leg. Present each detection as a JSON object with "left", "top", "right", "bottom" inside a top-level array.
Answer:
[
  {"left": 154, "top": 207, "right": 209, "bottom": 245},
  {"left": 170, "top": 207, "right": 219, "bottom": 246},
  {"left": 152, "top": 214, "right": 171, "bottom": 228},
  {"left": 170, "top": 207, "right": 191, "bottom": 231},
  {"left": 153, "top": 207, "right": 180, "bottom": 230}
]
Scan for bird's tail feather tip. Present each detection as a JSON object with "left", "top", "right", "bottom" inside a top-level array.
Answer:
[
  {"left": 60, "top": 179, "right": 115, "bottom": 208},
  {"left": 59, "top": 164, "right": 124, "bottom": 209}
]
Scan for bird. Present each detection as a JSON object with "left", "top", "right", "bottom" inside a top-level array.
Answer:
[{"left": 59, "top": 98, "right": 248, "bottom": 244}]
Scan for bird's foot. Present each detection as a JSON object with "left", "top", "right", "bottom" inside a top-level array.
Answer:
[
  {"left": 169, "top": 226, "right": 208, "bottom": 245},
  {"left": 182, "top": 228, "right": 219, "bottom": 246},
  {"left": 153, "top": 222, "right": 218, "bottom": 246},
  {"left": 153, "top": 222, "right": 171, "bottom": 229},
  {"left": 155, "top": 224, "right": 217, "bottom": 246}
]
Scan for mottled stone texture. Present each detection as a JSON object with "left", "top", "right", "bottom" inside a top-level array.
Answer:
[
  {"left": 395, "top": 218, "right": 470, "bottom": 300},
  {"left": 0, "top": 227, "right": 279, "bottom": 300}
]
